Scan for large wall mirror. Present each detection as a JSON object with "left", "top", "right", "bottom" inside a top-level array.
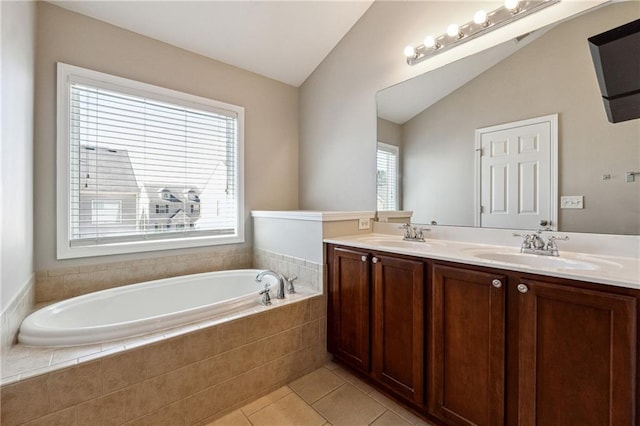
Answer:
[{"left": 376, "top": 2, "right": 639, "bottom": 235}]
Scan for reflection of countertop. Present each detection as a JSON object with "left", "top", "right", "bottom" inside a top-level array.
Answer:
[{"left": 324, "top": 233, "right": 640, "bottom": 290}]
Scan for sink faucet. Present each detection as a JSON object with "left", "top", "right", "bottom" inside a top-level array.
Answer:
[
  {"left": 399, "top": 223, "right": 430, "bottom": 242},
  {"left": 514, "top": 230, "right": 569, "bottom": 256},
  {"left": 256, "top": 270, "right": 287, "bottom": 299}
]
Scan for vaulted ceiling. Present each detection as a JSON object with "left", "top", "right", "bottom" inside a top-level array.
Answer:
[{"left": 49, "top": 1, "right": 374, "bottom": 87}]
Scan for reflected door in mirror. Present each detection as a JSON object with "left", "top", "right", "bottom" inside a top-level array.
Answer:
[{"left": 476, "top": 115, "right": 557, "bottom": 230}]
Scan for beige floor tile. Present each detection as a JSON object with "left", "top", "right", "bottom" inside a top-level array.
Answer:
[
  {"left": 331, "top": 367, "right": 376, "bottom": 394},
  {"left": 371, "top": 410, "right": 413, "bottom": 426},
  {"left": 290, "top": 367, "right": 345, "bottom": 404},
  {"left": 313, "top": 383, "right": 385, "bottom": 426},
  {"left": 249, "top": 392, "right": 326, "bottom": 426},
  {"left": 415, "top": 420, "right": 438, "bottom": 426},
  {"left": 241, "top": 386, "right": 292, "bottom": 417},
  {"left": 324, "top": 361, "right": 339, "bottom": 371},
  {"left": 206, "top": 409, "right": 252, "bottom": 426},
  {"left": 368, "top": 391, "right": 423, "bottom": 425}
]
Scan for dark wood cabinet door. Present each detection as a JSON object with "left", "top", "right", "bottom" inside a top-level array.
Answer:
[
  {"left": 371, "top": 253, "right": 425, "bottom": 406},
  {"left": 327, "top": 246, "right": 371, "bottom": 372},
  {"left": 517, "top": 279, "right": 636, "bottom": 426},
  {"left": 429, "top": 264, "right": 506, "bottom": 426}
]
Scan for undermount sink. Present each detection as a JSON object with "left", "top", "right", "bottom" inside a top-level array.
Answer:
[
  {"left": 357, "top": 236, "right": 444, "bottom": 248},
  {"left": 471, "top": 251, "right": 620, "bottom": 271}
]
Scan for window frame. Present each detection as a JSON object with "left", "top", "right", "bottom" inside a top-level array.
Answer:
[
  {"left": 56, "top": 62, "right": 245, "bottom": 259},
  {"left": 376, "top": 142, "right": 400, "bottom": 211}
]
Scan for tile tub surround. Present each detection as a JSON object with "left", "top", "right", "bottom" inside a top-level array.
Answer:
[
  {"left": 35, "top": 245, "right": 253, "bottom": 303},
  {"left": 253, "top": 248, "right": 322, "bottom": 293},
  {"left": 0, "top": 276, "right": 35, "bottom": 358},
  {"left": 1, "top": 294, "right": 329, "bottom": 426}
]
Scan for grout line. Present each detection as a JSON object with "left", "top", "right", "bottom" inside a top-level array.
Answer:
[{"left": 368, "top": 409, "right": 389, "bottom": 426}]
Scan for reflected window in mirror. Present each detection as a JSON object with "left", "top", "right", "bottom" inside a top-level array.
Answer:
[{"left": 377, "top": 142, "right": 400, "bottom": 211}]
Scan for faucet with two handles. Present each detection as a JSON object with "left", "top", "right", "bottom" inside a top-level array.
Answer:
[
  {"left": 513, "top": 228, "right": 569, "bottom": 257},
  {"left": 399, "top": 223, "right": 430, "bottom": 242},
  {"left": 255, "top": 270, "right": 297, "bottom": 306}
]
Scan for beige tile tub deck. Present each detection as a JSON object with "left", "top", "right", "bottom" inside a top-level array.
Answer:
[{"left": 1, "top": 293, "right": 327, "bottom": 426}]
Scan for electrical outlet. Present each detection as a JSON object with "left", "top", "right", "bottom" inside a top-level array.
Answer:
[
  {"left": 358, "top": 217, "right": 370, "bottom": 230},
  {"left": 560, "top": 195, "right": 584, "bottom": 209}
]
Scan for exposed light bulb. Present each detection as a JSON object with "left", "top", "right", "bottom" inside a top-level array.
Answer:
[
  {"left": 504, "top": 0, "right": 520, "bottom": 11},
  {"left": 447, "top": 23, "right": 461, "bottom": 38},
  {"left": 403, "top": 45, "right": 416, "bottom": 58},
  {"left": 474, "top": 10, "right": 488, "bottom": 25},
  {"left": 424, "top": 36, "right": 437, "bottom": 49}
]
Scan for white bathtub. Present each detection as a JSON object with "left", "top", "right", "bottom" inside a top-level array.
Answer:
[{"left": 19, "top": 269, "right": 280, "bottom": 347}]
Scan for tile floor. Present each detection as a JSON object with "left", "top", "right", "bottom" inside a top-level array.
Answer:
[{"left": 206, "top": 362, "right": 435, "bottom": 426}]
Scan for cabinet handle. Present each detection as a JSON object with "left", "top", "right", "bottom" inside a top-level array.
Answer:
[
  {"left": 372, "top": 257, "right": 378, "bottom": 264},
  {"left": 492, "top": 279, "right": 502, "bottom": 288},
  {"left": 361, "top": 255, "right": 367, "bottom": 262},
  {"left": 517, "top": 283, "right": 529, "bottom": 293}
]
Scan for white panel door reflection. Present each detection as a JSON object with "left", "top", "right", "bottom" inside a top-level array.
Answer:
[{"left": 475, "top": 114, "right": 558, "bottom": 231}]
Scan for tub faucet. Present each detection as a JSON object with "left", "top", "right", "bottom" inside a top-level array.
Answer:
[
  {"left": 256, "top": 269, "right": 287, "bottom": 299},
  {"left": 285, "top": 275, "right": 298, "bottom": 294},
  {"left": 259, "top": 283, "right": 272, "bottom": 306}
]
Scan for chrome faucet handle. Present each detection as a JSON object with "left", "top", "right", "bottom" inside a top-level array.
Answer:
[
  {"left": 285, "top": 275, "right": 297, "bottom": 294},
  {"left": 399, "top": 223, "right": 411, "bottom": 238},
  {"left": 513, "top": 233, "right": 533, "bottom": 249},
  {"left": 546, "top": 235, "right": 569, "bottom": 251},
  {"left": 415, "top": 227, "right": 430, "bottom": 241},
  {"left": 259, "top": 283, "right": 271, "bottom": 306}
]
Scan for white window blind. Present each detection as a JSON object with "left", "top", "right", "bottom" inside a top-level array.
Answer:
[
  {"left": 57, "top": 63, "right": 244, "bottom": 258},
  {"left": 377, "top": 142, "right": 399, "bottom": 211}
]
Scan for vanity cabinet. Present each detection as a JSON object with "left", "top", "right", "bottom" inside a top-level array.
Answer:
[
  {"left": 326, "top": 243, "right": 638, "bottom": 426},
  {"left": 371, "top": 253, "right": 425, "bottom": 406},
  {"left": 327, "top": 245, "right": 426, "bottom": 407},
  {"left": 428, "top": 264, "right": 506, "bottom": 426},
  {"left": 327, "top": 246, "right": 371, "bottom": 373},
  {"left": 516, "top": 278, "right": 636, "bottom": 426}
]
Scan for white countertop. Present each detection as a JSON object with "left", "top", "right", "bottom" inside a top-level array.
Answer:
[{"left": 324, "top": 233, "right": 640, "bottom": 290}]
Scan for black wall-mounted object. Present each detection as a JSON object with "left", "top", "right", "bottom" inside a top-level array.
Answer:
[{"left": 588, "top": 18, "right": 640, "bottom": 123}]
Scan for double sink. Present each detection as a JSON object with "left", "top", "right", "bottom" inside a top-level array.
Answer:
[{"left": 354, "top": 235, "right": 622, "bottom": 272}]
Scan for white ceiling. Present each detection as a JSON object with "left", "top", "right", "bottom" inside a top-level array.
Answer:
[{"left": 49, "top": 0, "right": 374, "bottom": 87}]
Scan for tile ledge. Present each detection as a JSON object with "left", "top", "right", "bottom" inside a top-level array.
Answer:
[{"left": 251, "top": 210, "right": 375, "bottom": 222}]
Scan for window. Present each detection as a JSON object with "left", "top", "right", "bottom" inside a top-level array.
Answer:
[
  {"left": 57, "top": 63, "right": 244, "bottom": 259},
  {"left": 91, "top": 200, "right": 122, "bottom": 224},
  {"left": 376, "top": 142, "right": 399, "bottom": 211}
]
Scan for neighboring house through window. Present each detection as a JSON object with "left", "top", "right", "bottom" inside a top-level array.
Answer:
[
  {"left": 376, "top": 142, "right": 400, "bottom": 211},
  {"left": 57, "top": 63, "right": 244, "bottom": 258}
]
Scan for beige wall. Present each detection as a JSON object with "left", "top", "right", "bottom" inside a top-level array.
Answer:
[
  {"left": 299, "top": 1, "right": 605, "bottom": 211},
  {"left": 35, "top": 3, "right": 299, "bottom": 271},
  {"left": 1, "top": 1, "right": 36, "bottom": 312},
  {"left": 377, "top": 118, "right": 402, "bottom": 147},
  {"left": 402, "top": 2, "right": 640, "bottom": 235}
]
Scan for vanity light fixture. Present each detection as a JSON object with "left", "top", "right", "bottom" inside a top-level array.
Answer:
[
  {"left": 474, "top": 10, "right": 489, "bottom": 26},
  {"left": 447, "top": 23, "right": 463, "bottom": 39},
  {"left": 404, "top": 0, "right": 560, "bottom": 65},
  {"left": 423, "top": 35, "right": 440, "bottom": 49}
]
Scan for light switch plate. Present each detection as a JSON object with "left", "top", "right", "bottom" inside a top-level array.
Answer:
[
  {"left": 560, "top": 195, "right": 584, "bottom": 209},
  {"left": 358, "top": 217, "right": 371, "bottom": 230}
]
